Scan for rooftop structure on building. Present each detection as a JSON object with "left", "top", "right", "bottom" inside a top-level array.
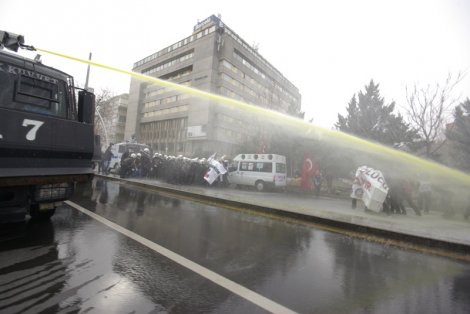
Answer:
[{"left": 124, "top": 14, "right": 301, "bottom": 156}]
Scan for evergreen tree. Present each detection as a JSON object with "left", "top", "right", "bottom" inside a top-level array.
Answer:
[
  {"left": 336, "top": 80, "right": 418, "bottom": 146},
  {"left": 446, "top": 98, "right": 470, "bottom": 171}
]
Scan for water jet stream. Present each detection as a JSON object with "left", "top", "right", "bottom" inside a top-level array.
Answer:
[{"left": 36, "top": 47, "right": 470, "bottom": 187}]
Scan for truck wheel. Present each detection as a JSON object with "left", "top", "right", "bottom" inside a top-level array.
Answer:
[
  {"left": 255, "top": 180, "right": 265, "bottom": 192},
  {"left": 30, "top": 204, "right": 56, "bottom": 220}
]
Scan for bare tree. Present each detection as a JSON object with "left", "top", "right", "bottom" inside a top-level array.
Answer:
[{"left": 405, "top": 73, "right": 464, "bottom": 158}]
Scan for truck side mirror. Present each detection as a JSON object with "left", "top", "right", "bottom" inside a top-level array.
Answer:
[{"left": 77, "top": 90, "right": 95, "bottom": 123}]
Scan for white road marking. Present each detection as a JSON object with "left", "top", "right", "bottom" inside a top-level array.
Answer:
[{"left": 65, "top": 200, "right": 298, "bottom": 314}]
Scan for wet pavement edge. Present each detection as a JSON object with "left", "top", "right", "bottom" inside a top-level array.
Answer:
[{"left": 94, "top": 174, "right": 470, "bottom": 262}]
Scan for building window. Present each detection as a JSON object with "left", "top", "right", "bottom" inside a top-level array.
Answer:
[
  {"left": 142, "top": 51, "right": 194, "bottom": 75},
  {"left": 178, "top": 94, "right": 190, "bottom": 100},
  {"left": 160, "top": 66, "right": 193, "bottom": 81}
]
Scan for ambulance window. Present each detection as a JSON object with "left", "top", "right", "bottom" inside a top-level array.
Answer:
[
  {"left": 256, "top": 162, "right": 273, "bottom": 173},
  {"left": 276, "top": 163, "right": 286, "bottom": 174},
  {"left": 241, "top": 162, "right": 255, "bottom": 171},
  {"left": 228, "top": 162, "right": 238, "bottom": 172}
]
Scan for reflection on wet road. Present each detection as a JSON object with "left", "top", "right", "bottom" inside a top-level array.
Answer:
[{"left": 1, "top": 177, "right": 469, "bottom": 314}]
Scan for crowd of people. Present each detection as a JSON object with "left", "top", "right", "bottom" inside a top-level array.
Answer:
[
  {"left": 379, "top": 179, "right": 426, "bottom": 216},
  {"left": 350, "top": 167, "right": 429, "bottom": 217},
  {"left": 351, "top": 169, "right": 470, "bottom": 219},
  {"left": 96, "top": 145, "right": 469, "bottom": 219},
  {"left": 117, "top": 148, "right": 229, "bottom": 186}
]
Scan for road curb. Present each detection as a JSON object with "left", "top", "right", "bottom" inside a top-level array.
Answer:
[{"left": 94, "top": 174, "right": 470, "bottom": 261}]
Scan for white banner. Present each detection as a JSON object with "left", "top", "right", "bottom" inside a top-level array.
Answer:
[
  {"left": 204, "top": 168, "right": 219, "bottom": 185},
  {"left": 351, "top": 166, "right": 389, "bottom": 212},
  {"left": 210, "top": 159, "right": 227, "bottom": 175}
]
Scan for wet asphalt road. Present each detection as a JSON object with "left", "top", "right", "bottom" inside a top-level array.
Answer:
[{"left": 1, "top": 178, "right": 470, "bottom": 314}]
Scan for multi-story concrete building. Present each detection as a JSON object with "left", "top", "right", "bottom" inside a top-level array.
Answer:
[
  {"left": 125, "top": 15, "right": 301, "bottom": 156},
  {"left": 96, "top": 93, "right": 128, "bottom": 148}
]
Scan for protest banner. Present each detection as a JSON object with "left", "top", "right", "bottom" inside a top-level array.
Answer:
[
  {"left": 204, "top": 168, "right": 219, "bottom": 185},
  {"left": 351, "top": 166, "right": 389, "bottom": 212}
]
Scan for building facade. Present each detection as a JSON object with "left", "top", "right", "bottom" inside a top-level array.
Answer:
[
  {"left": 125, "top": 15, "right": 301, "bottom": 156},
  {"left": 96, "top": 93, "right": 128, "bottom": 148}
]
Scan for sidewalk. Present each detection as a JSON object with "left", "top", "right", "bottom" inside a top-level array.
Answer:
[{"left": 96, "top": 173, "right": 470, "bottom": 251}]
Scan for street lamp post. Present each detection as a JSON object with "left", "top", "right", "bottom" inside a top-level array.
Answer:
[{"left": 84, "top": 52, "right": 92, "bottom": 90}]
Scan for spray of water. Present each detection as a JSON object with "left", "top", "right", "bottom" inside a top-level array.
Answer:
[{"left": 36, "top": 47, "right": 470, "bottom": 190}]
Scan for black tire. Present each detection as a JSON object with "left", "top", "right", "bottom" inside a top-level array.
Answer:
[
  {"left": 30, "top": 204, "right": 56, "bottom": 220},
  {"left": 255, "top": 180, "right": 265, "bottom": 192}
]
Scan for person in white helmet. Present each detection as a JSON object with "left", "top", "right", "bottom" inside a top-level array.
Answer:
[
  {"left": 140, "top": 148, "right": 152, "bottom": 178},
  {"left": 120, "top": 153, "right": 137, "bottom": 178}
]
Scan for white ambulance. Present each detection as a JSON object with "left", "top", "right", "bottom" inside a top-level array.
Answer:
[{"left": 228, "top": 154, "right": 287, "bottom": 191}]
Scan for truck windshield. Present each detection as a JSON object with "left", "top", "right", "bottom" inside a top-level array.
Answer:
[{"left": 0, "top": 62, "right": 69, "bottom": 118}]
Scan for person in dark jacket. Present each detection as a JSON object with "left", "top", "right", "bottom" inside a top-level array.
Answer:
[
  {"left": 140, "top": 148, "right": 152, "bottom": 178},
  {"left": 313, "top": 170, "right": 322, "bottom": 198},
  {"left": 389, "top": 178, "right": 421, "bottom": 216},
  {"left": 102, "top": 143, "right": 113, "bottom": 175},
  {"left": 120, "top": 153, "right": 137, "bottom": 178}
]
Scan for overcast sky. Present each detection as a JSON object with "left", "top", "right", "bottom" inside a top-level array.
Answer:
[{"left": 2, "top": 0, "right": 469, "bottom": 128}]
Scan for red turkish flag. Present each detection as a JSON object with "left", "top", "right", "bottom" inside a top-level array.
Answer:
[{"left": 301, "top": 153, "right": 317, "bottom": 190}]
